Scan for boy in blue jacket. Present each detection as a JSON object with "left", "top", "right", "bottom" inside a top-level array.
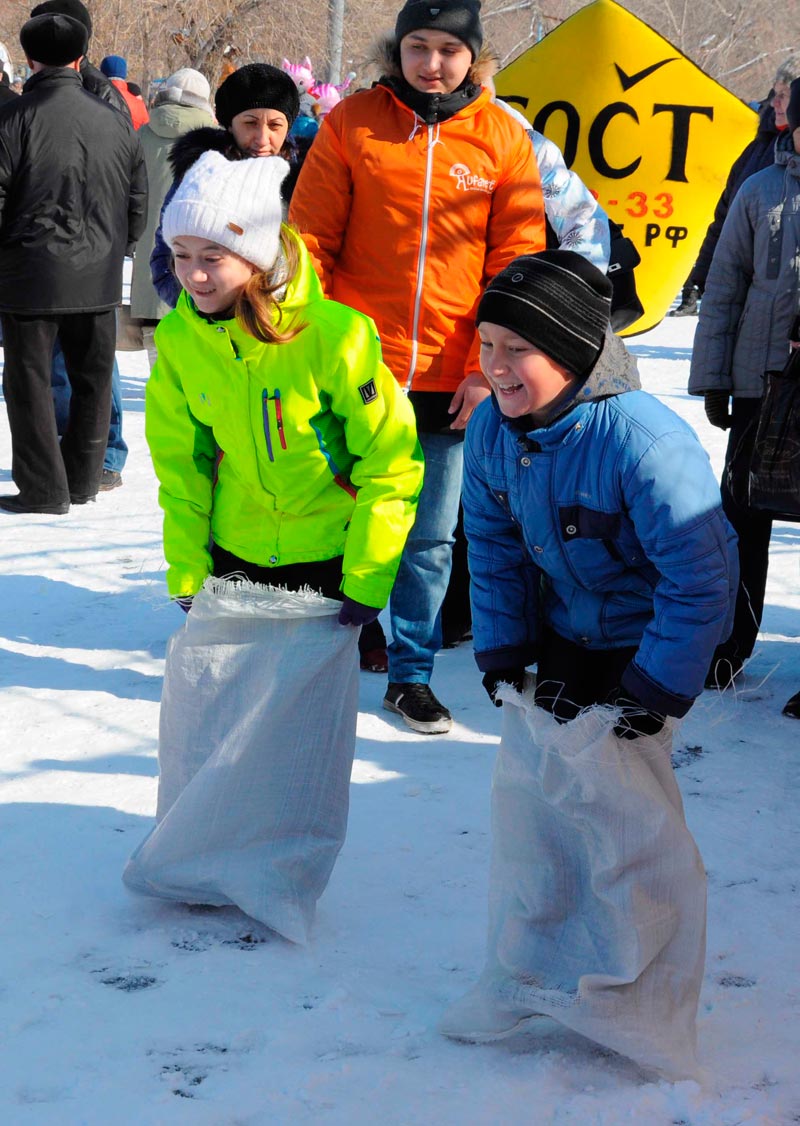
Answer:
[{"left": 462, "top": 250, "right": 738, "bottom": 733}]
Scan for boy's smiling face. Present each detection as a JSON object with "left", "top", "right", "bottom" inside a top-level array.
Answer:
[{"left": 478, "top": 323, "right": 579, "bottom": 420}]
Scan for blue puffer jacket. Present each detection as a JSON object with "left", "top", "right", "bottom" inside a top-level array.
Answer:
[{"left": 463, "top": 335, "right": 738, "bottom": 717}]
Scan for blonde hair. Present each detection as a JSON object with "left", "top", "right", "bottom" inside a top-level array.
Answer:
[{"left": 235, "top": 226, "right": 306, "bottom": 345}]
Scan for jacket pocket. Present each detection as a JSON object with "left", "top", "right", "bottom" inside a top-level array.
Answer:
[
  {"left": 559, "top": 504, "right": 624, "bottom": 589},
  {"left": 559, "top": 505, "right": 621, "bottom": 552}
]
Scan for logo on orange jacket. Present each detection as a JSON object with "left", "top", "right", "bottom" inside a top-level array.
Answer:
[{"left": 449, "top": 163, "right": 496, "bottom": 193}]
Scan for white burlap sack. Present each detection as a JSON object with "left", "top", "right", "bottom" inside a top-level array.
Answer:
[
  {"left": 477, "top": 688, "right": 706, "bottom": 1079},
  {"left": 123, "top": 579, "right": 359, "bottom": 944}
]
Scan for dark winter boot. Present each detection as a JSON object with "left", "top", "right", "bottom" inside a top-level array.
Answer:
[
  {"left": 782, "top": 690, "right": 800, "bottom": 719},
  {"left": 669, "top": 284, "right": 701, "bottom": 317}
]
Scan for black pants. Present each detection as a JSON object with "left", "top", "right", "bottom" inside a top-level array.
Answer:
[
  {"left": 716, "top": 398, "right": 773, "bottom": 662},
  {"left": 1, "top": 310, "right": 116, "bottom": 504},
  {"left": 211, "top": 545, "right": 386, "bottom": 655},
  {"left": 441, "top": 503, "right": 472, "bottom": 644},
  {"left": 535, "top": 629, "right": 639, "bottom": 723}
]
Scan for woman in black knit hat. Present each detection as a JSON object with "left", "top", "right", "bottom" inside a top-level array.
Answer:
[{"left": 150, "top": 63, "right": 301, "bottom": 312}]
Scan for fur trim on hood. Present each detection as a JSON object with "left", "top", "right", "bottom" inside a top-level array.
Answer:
[
  {"left": 169, "top": 126, "right": 243, "bottom": 183},
  {"left": 168, "top": 125, "right": 301, "bottom": 203},
  {"left": 363, "top": 33, "right": 497, "bottom": 87}
]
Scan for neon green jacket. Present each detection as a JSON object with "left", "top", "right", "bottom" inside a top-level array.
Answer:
[{"left": 145, "top": 233, "right": 423, "bottom": 605}]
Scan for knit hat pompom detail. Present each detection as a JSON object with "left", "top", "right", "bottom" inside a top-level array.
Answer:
[
  {"left": 395, "top": 0, "right": 483, "bottom": 60},
  {"left": 162, "top": 150, "right": 289, "bottom": 273},
  {"left": 477, "top": 250, "right": 613, "bottom": 378},
  {"left": 20, "top": 12, "right": 88, "bottom": 67},
  {"left": 215, "top": 63, "right": 300, "bottom": 129}
]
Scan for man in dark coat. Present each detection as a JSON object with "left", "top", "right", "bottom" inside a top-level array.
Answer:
[
  {"left": 30, "top": 0, "right": 130, "bottom": 120},
  {"left": 31, "top": 0, "right": 133, "bottom": 496},
  {"left": 0, "top": 13, "right": 147, "bottom": 514},
  {"left": 672, "top": 58, "right": 799, "bottom": 315}
]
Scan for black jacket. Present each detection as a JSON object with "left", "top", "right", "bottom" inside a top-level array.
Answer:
[
  {"left": 0, "top": 68, "right": 147, "bottom": 313},
  {"left": 689, "top": 103, "right": 782, "bottom": 292},
  {"left": 79, "top": 56, "right": 131, "bottom": 119}
]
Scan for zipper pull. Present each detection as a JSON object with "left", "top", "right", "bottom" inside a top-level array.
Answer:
[
  {"left": 274, "top": 388, "right": 287, "bottom": 450},
  {"left": 262, "top": 388, "right": 274, "bottom": 462}
]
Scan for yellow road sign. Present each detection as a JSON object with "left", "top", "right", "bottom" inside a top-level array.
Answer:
[{"left": 496, "top": 0, "right": 758, "bottom": 334}]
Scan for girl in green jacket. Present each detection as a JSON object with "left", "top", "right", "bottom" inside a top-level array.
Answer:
[{"left": 146, "top": 149, "right": 423, "bottom": 630}]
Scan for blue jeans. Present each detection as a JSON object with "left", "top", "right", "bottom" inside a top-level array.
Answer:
[
  {"left": 388, "top": 430, "right": 464, "bottom": 684},
  {"left": 52, "top": 341, "right": 127, "bottom": 472}
]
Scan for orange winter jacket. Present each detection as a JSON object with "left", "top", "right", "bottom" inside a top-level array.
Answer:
[{"left": 289, "top": 82, "right": 546, "bottom": 393}]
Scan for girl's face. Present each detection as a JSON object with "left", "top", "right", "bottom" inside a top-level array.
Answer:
[
  {"left": 172, "top": 236, "right": 256, "bottom": 316},
  {"left": 400, "top": 30, "right": 473, "bottom": 95},
  {"left": 230, "top": 108, "right": 290, "bottom": 156},
  {"left": 478, "top": 322, "right": 579, "bottom": 420}
]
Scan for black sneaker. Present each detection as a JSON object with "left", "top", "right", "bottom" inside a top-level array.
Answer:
[
  {"left": 704, "top": 655, "right": 743, "bottom": 691},
  {"left": 383, "top": 682, "right": 453, "bottom": 734},
  {"left": 99, "top": 469, "right": 123, "bottom": 491}
]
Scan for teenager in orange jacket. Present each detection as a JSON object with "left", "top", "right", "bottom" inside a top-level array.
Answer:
[{"left": 290, "top": 0, "right": 545, "bottom": 734}]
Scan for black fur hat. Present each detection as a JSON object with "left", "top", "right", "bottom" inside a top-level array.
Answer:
[
  {"left": 30, "top": 0, "right": 92, "bottom": 37},
  {"left": 20, "top": 12, "right": 88, "bottom": 66}
]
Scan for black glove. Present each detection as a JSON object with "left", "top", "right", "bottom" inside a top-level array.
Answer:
[
  {"left": 704, "top": 390, "right": 731, "bottom": 431},
  {"left": 482, "top": 668, "right": 526, "bottom": 707},
  {"left": 175, "top": 596, "right": 193, "bottom": 614},
  {"left": 609, "top": 690, "right": 666, "bottom": 740},
  {"left": 338, "top": 596, "right": 380, "bottom": 627}
]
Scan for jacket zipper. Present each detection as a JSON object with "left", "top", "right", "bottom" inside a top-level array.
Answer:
[
  {"left": 274, "top": 388, "right": 287, "bottom": 450},
  {"left": 405, "top": 120, "right": 437, "bottom": 392},
  {"left": 262, "top": 388, "right": 287, "bottom": 460},
  {"left": 262, "top": 389, "right": 274, "bottom": 462}
]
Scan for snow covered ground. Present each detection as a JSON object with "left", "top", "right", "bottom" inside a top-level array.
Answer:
[{"left": 0, "top": 315, "right": 798, "bottom": 1124}]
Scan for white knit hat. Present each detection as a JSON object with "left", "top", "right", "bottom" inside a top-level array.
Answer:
[
  {"left": 160, "top": 67, "right": 212, "bottom": 112},
  {"left": 162, "top": 150, "right": 289, "bottom": 272}
]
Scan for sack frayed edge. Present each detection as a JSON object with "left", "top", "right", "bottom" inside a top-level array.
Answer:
[{"left": 192, "top": 576, "right": 341, "bottom": 620}]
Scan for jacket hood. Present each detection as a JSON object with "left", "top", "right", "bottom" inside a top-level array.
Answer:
[
  {"left": 169, "top": 125, "right": 243, "bottom": 181},
  {"left": 366, "top": 33, "right": 497, "bottom": 86},
  {"left": 175, "top": 226, "right": 320, "bottom": 349},
  {"left": 500, "top": 326, "right": 641, "bottom": 434},
  {"left": 169, "top": 125, "right": 299, "bottom": 185},
  {"left": 368, "top": 35, "right": 497, "bottom": 124},
  {"left": 756, "top": 99, "right": 777, "bottom": 137},
  {"left": 775, "top": 130, "right": 800, "bottom": 173},
  {"left": 147, "top": 100, "right": 214, "bottom": 140}
]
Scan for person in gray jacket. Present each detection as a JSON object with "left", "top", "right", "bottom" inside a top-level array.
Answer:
[
  {"left": 688, "top": 78, "right": 800, "bottom": 698},
  {"left": 129, "top": 68, "right": 215, "bottom": 368}
]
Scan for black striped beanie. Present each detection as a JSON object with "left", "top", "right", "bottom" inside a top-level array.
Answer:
[{"left": 477, "top": 250, "right": 613, "bottom": 377}]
